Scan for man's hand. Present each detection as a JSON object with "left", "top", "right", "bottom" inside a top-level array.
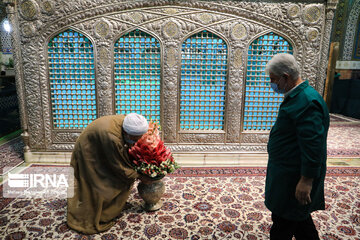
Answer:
[{"left": 295, "top": 176, "right": 313, "bottom": 205}]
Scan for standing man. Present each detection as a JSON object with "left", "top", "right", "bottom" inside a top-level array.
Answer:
[
  {"left": 264, "top": 53, "right": 329, "bottom": 240},
  {"left": 67, "top": 113, "right": 148, "bottom": 234}
]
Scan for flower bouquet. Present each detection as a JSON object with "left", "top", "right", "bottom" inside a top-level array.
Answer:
[
  {"left": 129, "top": 121, "right": 180, "bottom": 211},
  {"left": 129, "top": 121, "right": 180, "bottom": 179}
]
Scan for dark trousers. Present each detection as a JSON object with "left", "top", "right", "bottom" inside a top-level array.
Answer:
[{"left": 270, "top": 213, "right": 320, "bottom": 240}]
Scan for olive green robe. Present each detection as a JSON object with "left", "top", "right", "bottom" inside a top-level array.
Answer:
[
  {"left": 67, "top": 115, "right": 139, "bottom": 234},
  {"left": 265, "top": 81, "right": 329, "bottom": 221}
]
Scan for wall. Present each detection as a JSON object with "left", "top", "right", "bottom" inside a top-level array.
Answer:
[{"left": 3, "top": 0, "right": 337, "bottom": 164}]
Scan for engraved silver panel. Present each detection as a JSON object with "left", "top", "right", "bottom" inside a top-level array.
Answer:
[{"left": 4, "top": 0, "right": 334, "bottom": 153}]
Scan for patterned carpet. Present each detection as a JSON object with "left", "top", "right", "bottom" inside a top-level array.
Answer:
[
  {"left": 329, "top": 114, "right": 360, "bottom": 123},
  {"left": 0, "top": 166, "right": 360, "bottom": 239},
  {"left": 327, "top": 123, "right": 360, "bottom": 158},
  {"left": 0, "top": 137, "right": 24, "bottom": 176}
]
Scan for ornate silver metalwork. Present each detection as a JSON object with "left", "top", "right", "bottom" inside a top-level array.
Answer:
[
  {"left": 163, "top": 21, "right": 180, "bottom": 39},
  {"left": 19, "top": 0, "right": 39, "bottom": 21},
  {"left": 41, "top": 0, "right": 55, "bottom": 16},
  {"left": 168, "top": 144, "right": 267, "bottom": 152},
  {"left": 303, "top": 5, "right": 322, "bottom": 24},
  {"left": 98, "top": 46, "right": 110, "bottom": 66},
  {"left": 231, "top": 23, "right": 247, "bottom": 40},
  {"left": 21, "top": 23, "right": 36, "bottom": 38},
  {"left": 94, "top": 18, "right": 111, "bottom": 39},
  {"left": 179, "top": 133, "right": 225, "bottom": 143},
  {"left": 4, "top": 0, "right": 335, "bottom": 154},
  {"left": 232, "top": 48, "right": 243, "bottom": 68},
  {"left": 53, "top": 132, "right": 80, "bottom": 143},
  {"left": 287, "top": 4, "right": 301, "bottom": 18},
  {"left": 342, "top": 0, "right": 360, "bottom": 60},
  {"left": 316, "top": 1, "right": 337, "bottom": 94},
  {"left": 242, "top": 133, "right": 269, "bottom": 143},
  {"left": 306, "top": 28, "right": 319, "bottom": 42},
  {"left": 197, "top": 13, "right": 213, "bottom": 25}
]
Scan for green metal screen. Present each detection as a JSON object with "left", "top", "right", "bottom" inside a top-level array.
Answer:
[
  {"left": 114, "top": 29, "right": 161, "bottom": 123},
  {"left": 243, "top": 32, "right": 293, "bottom": 131},
  {"left": 180, "top": 30, "right": 228, "bottom": 130},
  {"left": 48, "top": 29, "right": 96, "bottom": 129}
]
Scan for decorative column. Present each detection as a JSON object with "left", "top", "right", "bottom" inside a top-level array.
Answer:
[
  {"left": 226, "top": 22, "right": 248, "bottom": 143},
  {"left": 162, "top": 20, "right": 181, "bottom": 143},
  {"left": 5, "top": 0, "right": 30, "bottom": 154},
  {"left": 93, "top": 18, "right": 114, "bottom": 116},
  {"left": 317, "top": 0, "right": 338, "bottom": 95}
]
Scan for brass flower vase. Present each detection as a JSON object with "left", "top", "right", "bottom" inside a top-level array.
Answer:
[{"left": 137, "top": 177, "right": 165, "bottom": 211}]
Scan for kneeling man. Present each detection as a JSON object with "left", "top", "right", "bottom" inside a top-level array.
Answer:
[{"left": 67, "top": 113, "right": 148, "bottom": 234}]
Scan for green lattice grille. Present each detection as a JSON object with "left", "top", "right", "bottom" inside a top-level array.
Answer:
[
  {"left": 180, "top": 31, "right": 227, "bottom": 130},
  {"left": 114, "top": 30, "right": 161, "bottom": 123},
  {"left": 243, "top": 32, "right": 293, "bottom": 131},
  {"left": 48, "top": 29, "right": 96, "bottom": 129}
]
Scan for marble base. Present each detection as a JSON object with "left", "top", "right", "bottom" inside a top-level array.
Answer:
[{"left": 24, "top": 151, "right": 269, "bottom": 167}]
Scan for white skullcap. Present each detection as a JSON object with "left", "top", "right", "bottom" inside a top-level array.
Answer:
[{"left": 123, "top": 113, "right": 148, "bottom": 136}]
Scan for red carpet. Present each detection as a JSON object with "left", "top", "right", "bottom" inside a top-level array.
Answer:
[{"left": 0, "top": 165, "right": 359, "bottom": 239}]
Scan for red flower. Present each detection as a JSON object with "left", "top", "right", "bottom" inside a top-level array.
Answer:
[{"left": 129, "top": 121, "right": 179, "bottom": 178}]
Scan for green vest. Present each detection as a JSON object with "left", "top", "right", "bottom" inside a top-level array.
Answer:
[{"left": 265, "top": 81, "right": 329, "bottom": 220}]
